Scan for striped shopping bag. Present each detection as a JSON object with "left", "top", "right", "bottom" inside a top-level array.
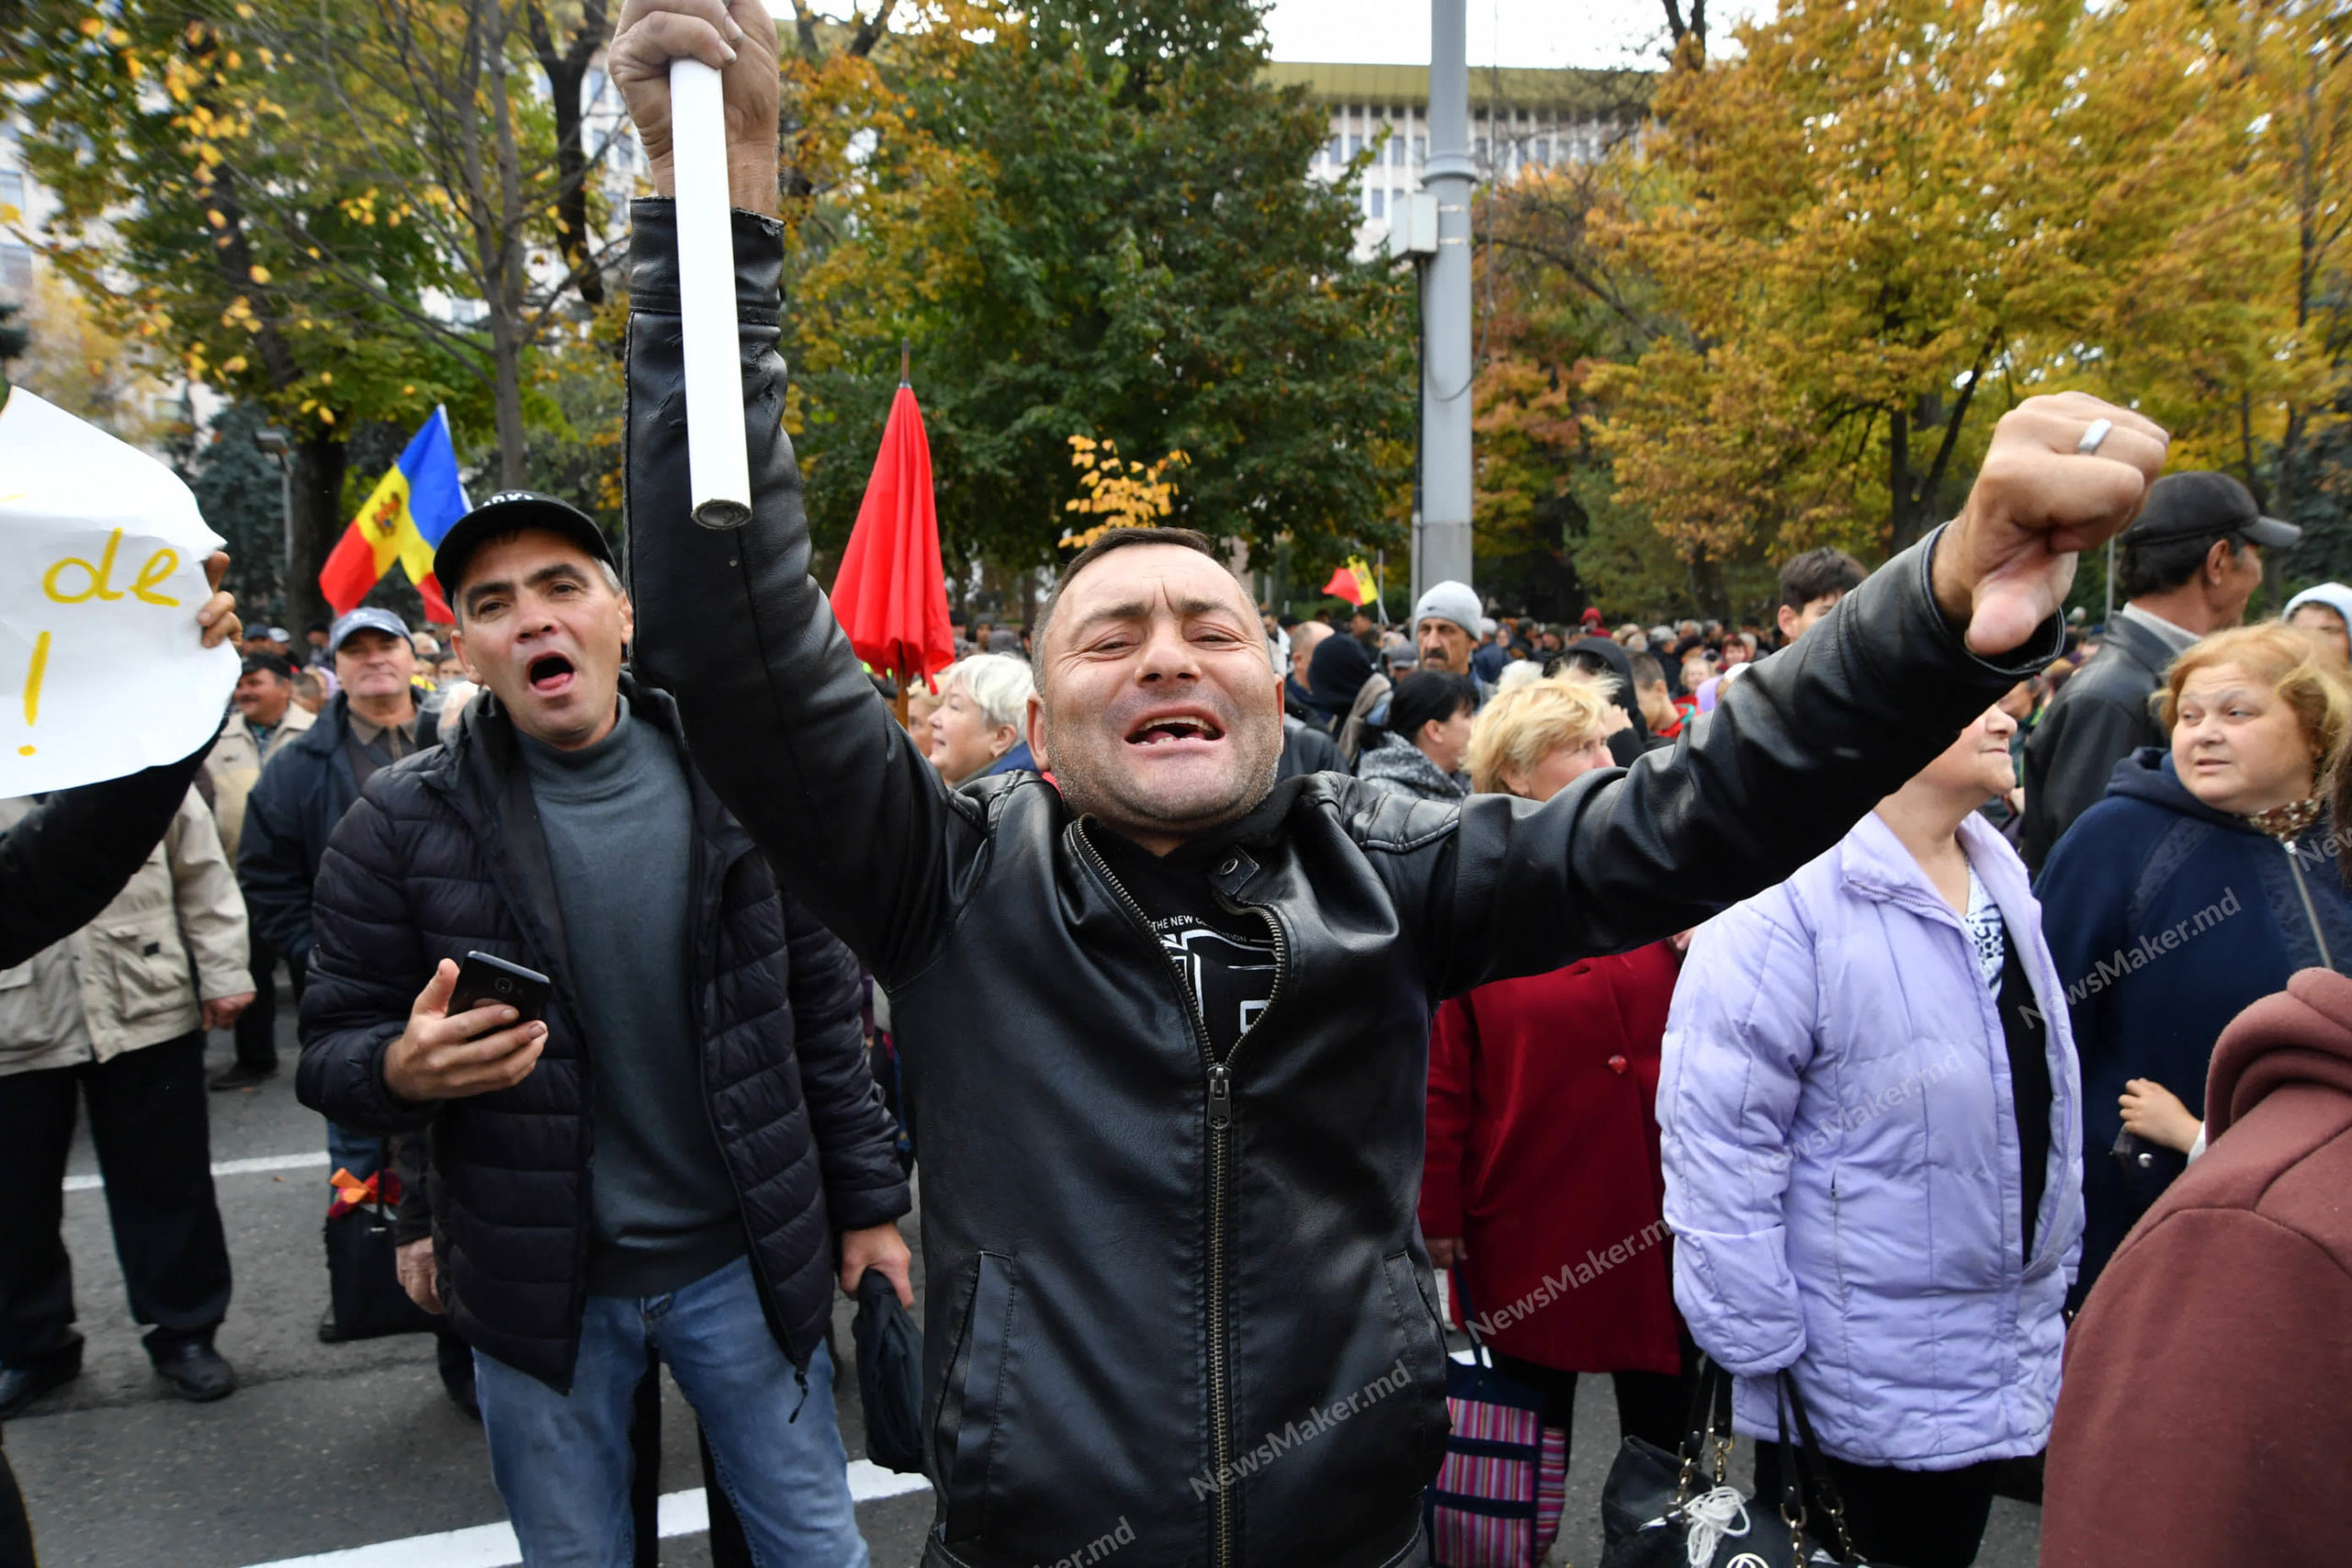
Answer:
[{"left": 1423, "top": 1277, "right": 1568, "bottom": 1568}]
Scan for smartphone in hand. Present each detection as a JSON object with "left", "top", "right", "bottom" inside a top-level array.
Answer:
[{"left": 447, "top": 951, "right": 551, "bottom": 1028}]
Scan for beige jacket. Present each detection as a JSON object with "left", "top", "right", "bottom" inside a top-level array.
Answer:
[
  {"left": 204, "top": 703, "right": 316, "bottom": 863},
  {"left": 0, "top": 788, "right": 251, "bottom": 1076}
]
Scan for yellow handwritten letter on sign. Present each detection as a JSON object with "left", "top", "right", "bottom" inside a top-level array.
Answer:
[{"left": 0, "top": 388, "right": 236, "bottom": 794}]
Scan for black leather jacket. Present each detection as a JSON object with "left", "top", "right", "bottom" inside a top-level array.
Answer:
[
  {"left": 0, "top": 734, "right": 212, "bottom": 967},
  {"left": 620, "top": 200, "right": 2059, "bottom": 1568}
]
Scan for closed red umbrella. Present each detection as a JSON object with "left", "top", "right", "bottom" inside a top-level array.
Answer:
[{"left": 831, "top": 378, "right": 954, "bottom": 705}]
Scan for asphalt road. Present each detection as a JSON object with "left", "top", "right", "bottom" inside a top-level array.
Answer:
[{"left": 5, "top": 1005, "right": 2047, "bottom": 1567}]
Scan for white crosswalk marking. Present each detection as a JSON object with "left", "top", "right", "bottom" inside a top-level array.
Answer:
[
  {"left": 237, "top": 1466, "right": 933, "bottom": 1567},
  {"left": 62, "top": 1149, "right": 330, "bottom": 1193}
]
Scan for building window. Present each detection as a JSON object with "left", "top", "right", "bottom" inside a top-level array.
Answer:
[
  {"left": 1369, "top": 186, "right": 1385, "bottom": 220},
  {"left": 0, "top": 243, "right": 30, "bottom": 294},
  {"left": 1325, "top": 135, "right": 1342, "bottom": 165},
  {"left": 1413, "top": 135, "right": 1427, "bottom": 164},
  {"left": 0, "top": 170, "right": 22, "bottom": 212}
]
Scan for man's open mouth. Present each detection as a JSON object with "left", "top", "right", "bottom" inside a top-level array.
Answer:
[
  {"left": 1125, "top": 714, "right": 1224, "bottom": 747},
  {"left": 526, "top": 653, "right": 576, "bottom": 695}
]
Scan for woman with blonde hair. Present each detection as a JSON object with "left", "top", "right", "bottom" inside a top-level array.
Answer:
[
  {"left": 1420, "top": 671, "right": 1694, "bottom": 1474},
  {"left": 2038, "top": 620, "right": 2352, "bottom": 1299},
  {"left": 925, "top": 653, "right": 1036, "bottom": 785}
]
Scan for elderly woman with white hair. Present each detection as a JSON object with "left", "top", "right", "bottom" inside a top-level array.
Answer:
[{"left": 926, "top": 653, "right": 1037, "bottom": 785}]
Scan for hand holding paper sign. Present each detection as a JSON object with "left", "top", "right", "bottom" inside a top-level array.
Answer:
[
  {"left": 0, "top": 388, "right": 242, "bottom": 795},
  {"left": 198, "top": 551, "right": 243, "bottom": 650}
]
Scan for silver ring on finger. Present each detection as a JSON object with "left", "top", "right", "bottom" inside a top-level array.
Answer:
[{"left": 2076, "top": 417, "right": 2114, "bottom": 457}]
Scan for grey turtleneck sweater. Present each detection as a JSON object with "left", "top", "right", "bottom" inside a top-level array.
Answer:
[{"left": 518, "top": 704, "right": 743, "bottom": 1296}]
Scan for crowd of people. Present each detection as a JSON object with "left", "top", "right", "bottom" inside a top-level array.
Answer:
[
  {"left": 869, "top": 465, "right": 2351, "bottom": 1568},
  {"left": 2, "top": 12, "right": 2348, "bottom": 1568}
]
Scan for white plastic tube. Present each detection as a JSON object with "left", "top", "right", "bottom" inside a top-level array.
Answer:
[{"left": 669, "top": 57, "right": 752, "bottom": 530}]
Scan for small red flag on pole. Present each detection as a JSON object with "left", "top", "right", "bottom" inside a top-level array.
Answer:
[{"left": 831, "top": 375, "right": 955, "bottom": 712}]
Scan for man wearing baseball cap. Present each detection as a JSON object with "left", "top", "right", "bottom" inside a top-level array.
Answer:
[
  {"left": 298, "top": 491, "right": 910, "bottom": 1563},
  {"left": 2020, "top": 469, "right": 2299, "bottom": 870},
  {"left": 239, "top": 604, "right": 448, "bottom": 1366}
]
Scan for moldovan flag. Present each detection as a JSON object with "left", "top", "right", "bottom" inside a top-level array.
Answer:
[
  {"left": 1322, "top": 556, "right": 1376, "bottom": 607},
  {"left": 318, "top": 407, "right": 469, "bottom": 625}
]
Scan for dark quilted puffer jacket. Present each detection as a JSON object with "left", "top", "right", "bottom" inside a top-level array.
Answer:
[{"left": 295, "top": 675, "right": 909, "bottom": 1392}]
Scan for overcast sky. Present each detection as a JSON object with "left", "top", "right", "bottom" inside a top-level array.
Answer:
[
  {"left": 1258, "top": 0, "right": 1758, "bottom": 73},
  {"left": 769, "top": 2, "right": 1768, "bottom": 73}
]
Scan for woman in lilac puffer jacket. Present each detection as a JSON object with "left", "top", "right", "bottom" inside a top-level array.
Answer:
[{"left": 1658, "top": 696, "right": 2084, "bottom": 1568}]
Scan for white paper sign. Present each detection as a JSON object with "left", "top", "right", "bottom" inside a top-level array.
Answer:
[{"left": 0, "top": 387, "right": 237, "bottom": 795}]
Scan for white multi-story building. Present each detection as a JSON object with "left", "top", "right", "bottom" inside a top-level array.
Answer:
[
  {"left": 0, "top": 124, "right": 41, "bottom": 300},
  {"left": 1263, "top": 61, "right": 1641, "bottom": 240}
]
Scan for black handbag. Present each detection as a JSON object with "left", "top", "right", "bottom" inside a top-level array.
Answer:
[
  {"left": 851, "top": 1269, "right": 926, "bottom": 1474},
  {"left": 1599, "top": 1354, "right": 1869, "bottom": 1568},
  {"left": 322, "top": 1168, "right": 439, "bottom": 1342}
]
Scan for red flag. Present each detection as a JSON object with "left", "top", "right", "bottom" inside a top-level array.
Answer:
[
  {"left": 831, "top": 384, "right": 954, "bottom": 685},
  {"left": 1322, "top": 564, "right": 1367, "bottom": 605}
]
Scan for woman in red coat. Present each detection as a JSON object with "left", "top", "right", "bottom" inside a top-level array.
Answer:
[{"left": 1421, "top": 671, "right": 1693, "bottom": 1456}]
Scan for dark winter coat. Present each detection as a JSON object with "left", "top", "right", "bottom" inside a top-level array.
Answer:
[
  {"left": 2019, "top": 612, "right": 2175, "bottom": 872},
  {"left": 238, "top": 691, "right": 438, "bottom": 962},
  {"left": 2034, "top": 746, "right": 2352, "bottom": 1294},
  {"left": 294, "top": 677, "right": 910, "bottom": 1391},
  {"left": 1353, "top": 731, "right": 1467, "bottom": 803},
  {"left": 618, "top": 197, "right": 2061, "bottom": 1568}
]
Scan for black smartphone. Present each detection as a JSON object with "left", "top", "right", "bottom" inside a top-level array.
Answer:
[{"left": 447, "top": 951, "right": 551, "bottom": 1027}]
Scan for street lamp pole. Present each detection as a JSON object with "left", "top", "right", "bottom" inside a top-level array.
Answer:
[
  {"left": 1417, "top": 0, "right": 1476, "bottom": 604},
  {"left": 254, "top": 425, "right": 293, "bottom": 618}
]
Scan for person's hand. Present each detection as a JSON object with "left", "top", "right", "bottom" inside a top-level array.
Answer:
[
  {"left": 1427, "top": 1235, "right": 1465, "bottom": 1269},
  {"left": 396, "top": 1237, "right": 445, "bottom": 1314},
  {"left": 198, "top": 551, "right": 241, "bottom": 650},
  {"left": 1601, "top": 704, "right": 1634, "bottom": 736},
  {"left": 2120, "top": 1077, "right": 2202, "bottom": 1155},
  {"left": 609, "top": 0, "right": 780, "bottom": 214},
  {"left": 202, "top": 991, "right": 255, "bottom": 1030},
  {"left": 381, "top": 958, "right": 547, "bottom": 1103},
  {"left": 1933, "top": 393, "right": 2169, "bottom": 655},
  {"left": 840, "top": 1220, "right": 913, "bottom": 1307}
]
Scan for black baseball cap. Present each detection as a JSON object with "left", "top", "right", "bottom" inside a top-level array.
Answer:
[
  {"left": 432, "top": 491, "right": 618, "bottom": 604},
  {"left": 2125, "top": 471, "right": 2301, "bottom": 549}
]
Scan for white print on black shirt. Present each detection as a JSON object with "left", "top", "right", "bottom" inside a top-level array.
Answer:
[{"left": 1150, "top": 916, "right": 1276, "bottom": 1055}]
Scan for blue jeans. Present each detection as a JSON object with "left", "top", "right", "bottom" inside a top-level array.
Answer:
[
  {"left": 326, "top": 1120, "right": 384, "bottom": 1183},
  {"left": 473, "top": 1257, "right": 868, "bottom": 1568}
]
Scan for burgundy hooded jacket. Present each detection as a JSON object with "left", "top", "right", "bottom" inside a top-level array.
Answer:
[{"left": 2041, "top": 966, "right": 2352, "bottom": 1565}]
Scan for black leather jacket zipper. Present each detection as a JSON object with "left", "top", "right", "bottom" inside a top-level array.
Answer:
[{"left": 1072, "top": 818, "right": 1281, "bottom": 1568}]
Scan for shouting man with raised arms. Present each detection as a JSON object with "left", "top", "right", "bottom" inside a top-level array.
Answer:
[{"left": 607, "top": 5, "right": 2166, "bottom": 1563}]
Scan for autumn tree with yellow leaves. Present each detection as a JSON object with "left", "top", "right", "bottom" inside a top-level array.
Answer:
[
  {"left": 1589, "top": 0, "right": 2292, "bottom": 604},
  {"left": 1059, "top": 434, "right": 1190, "bottom": 549},
  {"left": 0, "top": 0, "right": 624, "bottom": 626}
]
